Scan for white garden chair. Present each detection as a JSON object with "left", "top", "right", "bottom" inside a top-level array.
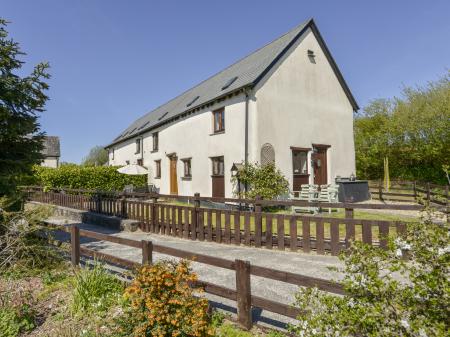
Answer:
[{"left": 292, "top": 184, "right": 319, "bottom": 214}]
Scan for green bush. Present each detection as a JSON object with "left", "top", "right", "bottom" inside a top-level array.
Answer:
[
  {"left": 231, "top": 162, "right": 289, "bottom": 200},
  {"left": 289, "top": 213, "right": 449, "bottom": 337},
  {"left": 354, "top": 72, "right": 449, "bottom": 184},
  {"left": 0, "top": 291, "right": 36, "bottom": 337},
  {"left": 32, "top": 165, "right": 146, "bottom": 191},
  {"left": 0, "top": 207, "right": 62, "bottom": 276},
  {"left": 71, "top": 262, "right": 124, "bottom": 315}
]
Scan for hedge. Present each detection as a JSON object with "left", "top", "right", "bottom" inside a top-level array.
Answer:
[{"left": 31, "top": 165, "right": 147, "bottom": 191}]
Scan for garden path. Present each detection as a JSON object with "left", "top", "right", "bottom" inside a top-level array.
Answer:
[{"left": 46, "top": 217, "right": 343, "bottom": 328}]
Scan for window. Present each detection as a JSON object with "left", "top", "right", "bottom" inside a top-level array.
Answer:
[
  {"left": 137, "top": 159, "right": 143, "bottom": 166},
  {"left": 182, "top": 158, "right": 191, "bottom": 178},
  {"left": 126, "top": 160, "right": 130, "bottom": 165},
  {"left": 292, "top": 150, "right": 308, "bottom": 174},
  {"left": 213, "top": 108, "right": 225, "bottom": 133},
  {"left": 152, "top": 133, "right": 159, "bottom": 151},
  {"left": 135, "top": 138, "right": 141, "bottom": 154},
  {"left": 211, "top": 156, "right": 224, "bottom": 176},
  {"left": 111, "top": 148, "right": 114, "bottom": 160},
  {"left": 155, "top": 160, "right": 161, "bottom": 178}
]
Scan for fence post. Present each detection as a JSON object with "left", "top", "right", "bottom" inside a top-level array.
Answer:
[
  {"left": 345, "top": 207, "right": 354, "bottom": 219},
  {"left": 445, "top": 185, "right": 449, "bottom": 224},
  {"left": 378, "top": 180, "right": 383, "bottom": 201},
  {"left": 426, "top": 182, "right": 431, "bottom": 204},
  {"left": 254, "top": 195, "right": 262, "bottom": 247},
  {"left": 235, "top": 259, "right": 252, "bottom": 330},
  {"left": 151, "top": 195, "right": 158, "bottom": 233},
  {"left": 141, "top": 240, "right": 153, "bottom": 265},
  {"left": 71, "top": 225, "right": 80, "bottom": 266},
  {"left": 193, "top": 193, "right": 200, "bottom": 240},
  {"left": 121, "top": 196, "right": 127, "bottom": 218}
]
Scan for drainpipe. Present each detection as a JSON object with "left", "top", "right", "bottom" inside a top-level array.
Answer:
[
  {"left": 244, "top": 89, "right": 250, "bottom": 194},
  {"left": 244, "top": 89, "right": 249, "bottom": 165}
]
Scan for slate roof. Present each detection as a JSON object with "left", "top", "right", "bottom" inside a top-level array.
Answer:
[
  {"left": 42, "top": 136, "right": 60, "bottom": 157},
  {"left": 107, "top": 18, "right": 358, "bottom": 148}
]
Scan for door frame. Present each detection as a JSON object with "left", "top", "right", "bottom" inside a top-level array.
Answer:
[
  {"left": 312, "top": 144, "right": 330, "bottom": 185},
  {"left": 210, "top": 156, "right": 225, "bottom": 198},
  {"left": 168, "top": 154, "right": 178, "bottom": 195}
]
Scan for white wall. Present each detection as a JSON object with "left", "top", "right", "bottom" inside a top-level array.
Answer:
[
  {"left": 109, "top": 94, "right": 247, "bottom": 197},
  {"left": 42, "top": 157, "right": 59, "bottom": 168},
  {"left": 254, "top": 27, "right": 356, "bottom": 191},
  {"left": 108, "top": 28, "right": 356, "bottom": 197}
]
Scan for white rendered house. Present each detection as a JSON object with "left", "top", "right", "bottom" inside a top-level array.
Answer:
[{"left": 105, "top": 18, "right": 358, "bottom": 198}]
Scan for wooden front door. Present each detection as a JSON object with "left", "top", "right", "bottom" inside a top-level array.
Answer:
[
  {"left": 312, "top": 146, "right": 328, "bottom": 185},
  {"left": 211, "top": 156, "right": 225, "bottom": 198},
  {"left": 169, "top": 156, "right": 178, "bottom": 195}
]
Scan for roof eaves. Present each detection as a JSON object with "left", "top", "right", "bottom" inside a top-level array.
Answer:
[{"left": 105, "top": 84, "right": 252, "bottom": 149}]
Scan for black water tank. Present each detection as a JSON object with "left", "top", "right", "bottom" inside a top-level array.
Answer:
[{"left": 336, "top": 179, "right": 370, "bottom": 203}]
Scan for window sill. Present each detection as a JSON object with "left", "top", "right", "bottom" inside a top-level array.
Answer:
[
  {"left": 151, "top": 150, "right": 158, "bottom": 153},
  {"left": 211, "top": 174, "right": 225, "bottom": 178},
  {"left": 181, "top": 177, "right": 192, "bottom": 181},
  {"left": 154, "top": 177, "right": 161, "bottom": 179},
  {"left": 210, "top": 130, "right": 225, "bottom": 136}
]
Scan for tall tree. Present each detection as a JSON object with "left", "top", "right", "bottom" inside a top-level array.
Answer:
[
  {"left": 0, "top": 19, "right": 50, "bottom": 196},
  {"left": 82, "top": 145, "right": 109, "bottom": 166},
  {"left": 354, "top": 73, "right": 450, "bottom": 184}
]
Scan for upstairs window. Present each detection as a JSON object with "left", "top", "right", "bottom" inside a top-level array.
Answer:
[
  {"left": 182, "top": 158, "right": 192, "bottom": 178},
  {"left": 153, "top": 132, "right": 159, "bottom": 151},
  {"left": 135, "top": 138, "right": 141, "bottom": 154},
  {"left": 111, "top": 148, "right": 114, "bottom": 160},
  {"left": 213, "top": 108, "right": 225, "bottom": 133},
  {"left": 155, "top": 160, "right": 161, "bottom": 178},
  {"left": 211, "top": 156, "right": 224, "bottom": 176}
]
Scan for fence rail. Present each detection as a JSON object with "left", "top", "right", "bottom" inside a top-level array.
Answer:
[
  {"left": 54, "top": 223, "right": 343, "bottom": 328},
  {"left": 23, "top": 186, "right": 444, "bottom": 256},
  {"left": 368, "top": 180, "right": 449, "bottom": 206}
]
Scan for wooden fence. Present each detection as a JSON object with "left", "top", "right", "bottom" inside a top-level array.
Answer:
[
  {"left": 62, "top": 223, "right": 344, "bottom": 329},
  {"left": 368, "top": 179, "right": 449, "bottom": 206},
  {"left": 23, "top": 186, "right": 442, "bottom": 256}
]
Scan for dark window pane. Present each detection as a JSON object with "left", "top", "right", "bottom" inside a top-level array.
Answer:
[{"left": 293, "top": 151, "right": 308, "bottom": 174}]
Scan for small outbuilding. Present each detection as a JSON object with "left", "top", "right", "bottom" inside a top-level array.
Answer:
[{"left": 41, "top": 136, "right": 60, "bottom": 168}]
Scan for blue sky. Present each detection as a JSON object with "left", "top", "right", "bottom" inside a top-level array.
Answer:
[{"left": 2, "top": 0, "right": 449, "bottom": 163}]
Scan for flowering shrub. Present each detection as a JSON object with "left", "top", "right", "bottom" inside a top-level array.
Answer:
[
  {"left": 290, "top": 213, "right": 449, "bottom": 337},
  {"left": 120, "top": 260, "right": 213, "bottom": 337}
]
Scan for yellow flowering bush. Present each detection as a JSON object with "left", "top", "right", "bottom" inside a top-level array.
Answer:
[{"left": 121, "top": 260, "right": 213, "bottom": 337}]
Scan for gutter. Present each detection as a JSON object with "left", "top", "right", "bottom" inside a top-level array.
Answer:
[{"left": 105, "top": 85, "right": 252, "bottom": 149}]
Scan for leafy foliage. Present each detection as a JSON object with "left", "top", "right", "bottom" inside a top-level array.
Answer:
[
  {"left": 32, "top": 164, "right": 146, "bottom": 191},
  {"left": 0, "top": 206, "right": 61, "bottom": 275},
  {"left": 0, "top": 298, "right": 36, "bottom": 337},
  {"left": 354, "top": 73, "right": 450, "bottom": 184},
  {"left": 71, "top": 262, "right": 124, "bottom": 315},
  {"left": 289, "top": 214, "right": 449, "bottom": 337},
  {"left": 231, "top": 162, "right": 289, "bottom": 200},
  {"left": 82, "top": 145, "right": 109, "bottom": 167},
  {"left": 0, "top": 19, "right": 50, "bottom": 196},
  {"left": 118, "top": 260, "right": 213, "bottom": 337}
]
